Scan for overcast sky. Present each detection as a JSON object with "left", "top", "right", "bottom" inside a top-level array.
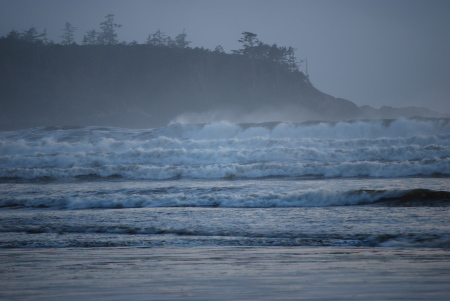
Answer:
[{"left": 1, "top": 0, "right": 449, "bottom": 112}]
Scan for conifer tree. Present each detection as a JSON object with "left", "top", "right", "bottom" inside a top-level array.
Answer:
[
  {"left": 6, "top": 29, "right": 20, "bottom": 40},
  {"left": 61, "top": 22, "right": 76, "bottom": 45},
  {"left": 97, "top": 14, "right": 122, "bottom": 45},
  {"left": 146, "top": 29, "right": 166, "bottom": 46},
  {"left": 21, "top": 27, "right": 47, "bottom": 43},
  {"left": 235, "top": 32, "right": 259, "bottom": 57},
  {"left": 174, "top": 29, "right": 190, "bottom": 48},
  {"left": 82, "top": 30, "right": 98, "bottom": 45},
  {"left": 214, "top": 45, "right": 224, "bottom": 53}
]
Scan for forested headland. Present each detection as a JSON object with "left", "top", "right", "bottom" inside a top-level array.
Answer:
[{"left": 0, "top": 15, "right": 441, "bottom": 130}]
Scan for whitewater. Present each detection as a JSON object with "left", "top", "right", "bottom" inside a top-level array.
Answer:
[
  {"left": 1, "top": 117, "right": 449, "bottom": 248},
  {"left": 2, "top": 117, "right": 450, "bottom": 300}
]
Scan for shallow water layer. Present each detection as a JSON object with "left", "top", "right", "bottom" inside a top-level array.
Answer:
[
  {"left": 1, "top": 200, "right": 449, "bottom": 248},
  {"left": 2, "top": 246, "right": 450, "bottom": 301}
]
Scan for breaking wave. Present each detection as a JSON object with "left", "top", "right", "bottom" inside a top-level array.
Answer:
[
  {"left": 1, "top": 188, "right": 449, "bottom": 209},
  {"left": 1, "top": 117, "right": 449, "bottom": 181}
]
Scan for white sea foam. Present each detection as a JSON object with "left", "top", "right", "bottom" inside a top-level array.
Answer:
[{"left": 1, "top": 118, "right": 449, "bottom": 180}]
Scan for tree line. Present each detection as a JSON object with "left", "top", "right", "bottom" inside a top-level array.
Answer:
[
  {"left": 0, "top": 14, "right": 319, "bottom": 130},
  {"left": 3, "top": 14, "right": 303, "bottom": 72}
]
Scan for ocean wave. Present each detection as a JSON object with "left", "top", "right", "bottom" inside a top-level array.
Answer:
[
  {"left": 1, "top": 188, "right": 448, "bottom": 209},
  {"left": 1, "top": 228, "right": 448, "bottom": 249},
  {"left": 1, "top": 159, "right": 449, "bottom": 181},
  {"left": 1, "top": 118, "right": 449, "bottom": 181},
  {"left": 1, "top": 117, "right": 449, "bottom": 141},
  {"left": 1, "top": 142, "right": 449, "bottom": 168}
]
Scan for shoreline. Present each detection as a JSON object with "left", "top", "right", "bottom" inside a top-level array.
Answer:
[{"left": 2, "top": 246, "right": 450, "bottom": 300}]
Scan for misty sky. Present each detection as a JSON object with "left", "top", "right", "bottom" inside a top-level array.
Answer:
[{"left": 1, "top": 0, "right": 449, "bottom": 113}]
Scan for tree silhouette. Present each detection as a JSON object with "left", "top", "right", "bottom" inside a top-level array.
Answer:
[
  {"left": 82, "top": 30, "right": 99, "bottom": 45},
  {"left": 234, "top": 32, "right": 259, "bottom": 57},
  {"left": 214, "top": 45, "right": 224, "bottom": 53},
  {"left": 61, "top": 22, "right": 76, "bottom": 45},
  {"left": 6, "top": 29, "right": 20, "bottom": 40},
  {"left": 175, "top": 29, "right": 190, "bottom": 48},
  {"left": 165, "top": 36, "right": 176, "bottom": 47},
  {"left": 21, "top": 27, "right": 47, "bottom": 43},
  {"left": 146, "top": 29, "right": 166, "bottom": 46},
  {"left": 232, "top": 32, "right": 302, "bottom": 72},
  {"left": 286, "top": 46, "right": 301, "bottom": 72},
  {"left": 97, "top": 14, "right": 122, "bottom": 45}
]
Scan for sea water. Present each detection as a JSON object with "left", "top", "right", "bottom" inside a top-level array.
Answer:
[{"left": 1, "top": 117, "right": 450, "bottom": 299}]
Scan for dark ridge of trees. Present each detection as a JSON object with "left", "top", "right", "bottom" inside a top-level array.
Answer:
[
  {"left": 1, "top": 17, "right": 368, "bottom": 130},
  {"left": 4, "top": 15, "right": 304, "bottom": 71},
  {"left": 7, "top": 26, "right": 50, "bottom": 44},
  {"left": 234, "top": 32, "right": 303, "bottom": 72}
]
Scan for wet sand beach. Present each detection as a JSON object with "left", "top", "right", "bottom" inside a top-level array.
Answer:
[{"left": 2, "top": 246, "right": 450, "bottom": 300}]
